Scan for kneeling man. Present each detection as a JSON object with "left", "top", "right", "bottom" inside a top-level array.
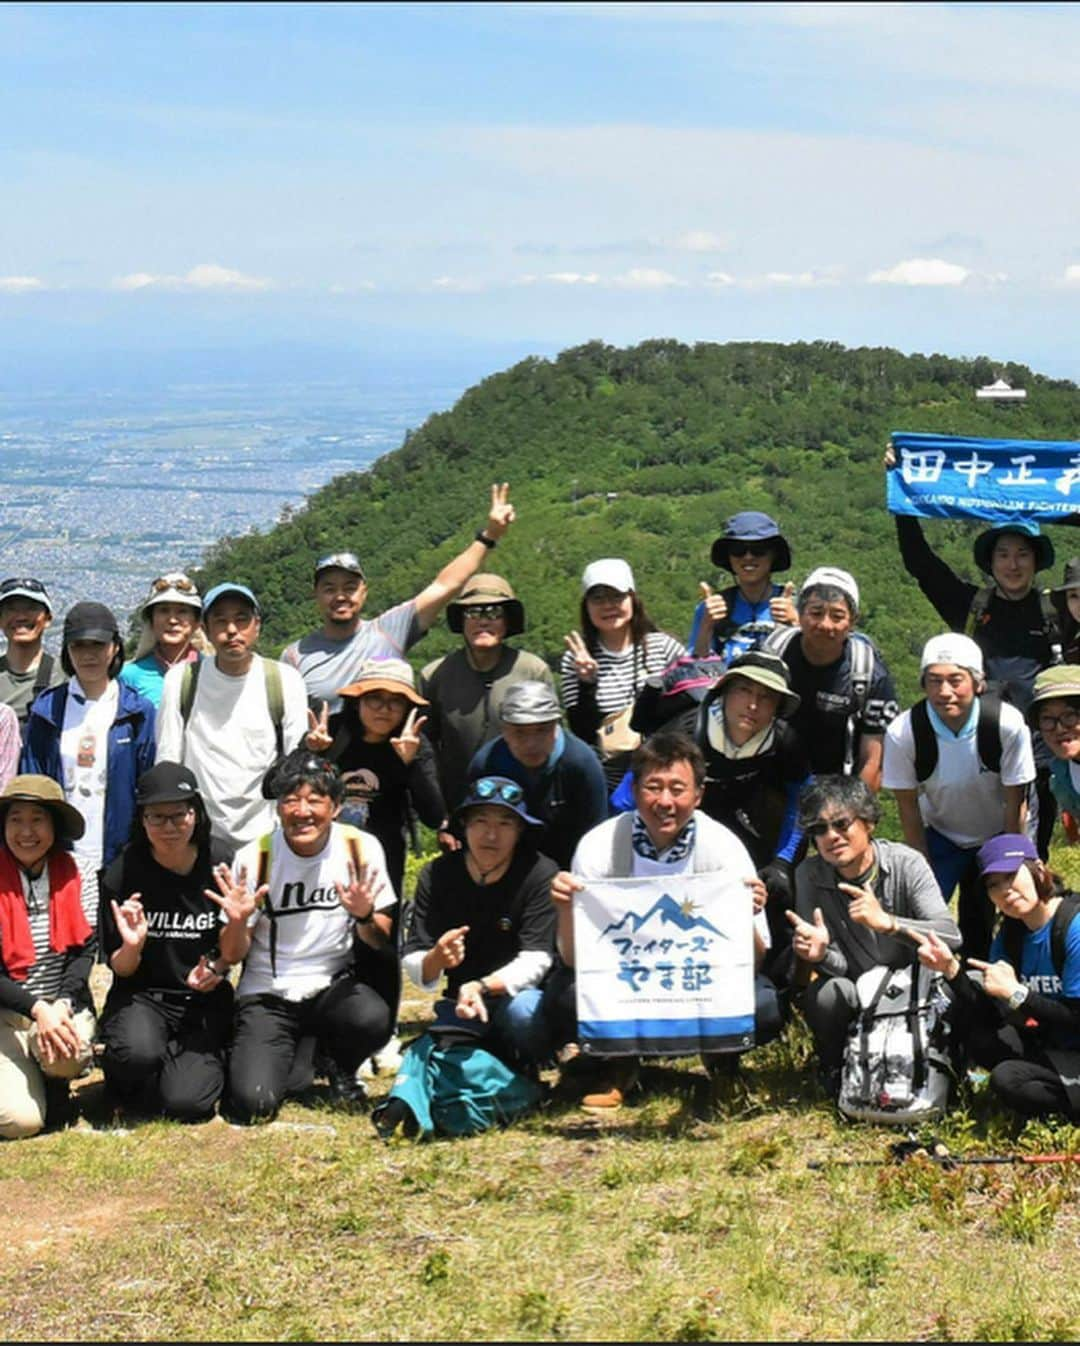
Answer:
[{"left": 215, "top": 749, "right": 396, "bottom": 1123}]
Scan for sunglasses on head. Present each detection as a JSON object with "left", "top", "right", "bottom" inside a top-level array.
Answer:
[
  {"left": 152, "top": 575, "right": 196, "bottom": 593},
  {"left": 807, "top": 815, "right": 856, "bottom": 839},
  {"left": 727, "top": 541, "right": 773, "bottom": 558},
  {"left": 474, "top": 778, "right": 524, "bottom": 805},
  {"left": 0, "top": 578, "right": 47, "bottom": 595}
]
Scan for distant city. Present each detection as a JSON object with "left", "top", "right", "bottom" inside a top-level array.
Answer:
[{"left": 0, "top": 374, "right": 460, "bottom": 648}]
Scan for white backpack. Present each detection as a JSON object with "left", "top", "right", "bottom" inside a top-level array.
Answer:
[{"left": 838, "top": 960, "right": 954, "bottom": 1125}]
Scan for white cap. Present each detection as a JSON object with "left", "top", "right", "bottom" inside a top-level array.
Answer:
[
  {"left": 582, "top": 558, "right": 635, "bottom": 594},
  {"left": 920, "top": 633, "right": 984, "bottom": 679},
  {"left": 800, "top": 566, "right": 859, "bottom": 615}
]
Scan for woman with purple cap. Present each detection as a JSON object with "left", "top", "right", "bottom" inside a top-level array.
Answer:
[
  {"left": 22, "top": 602, "right": 157, "bottom": 923},
  {"left": 916, "top": 834, "right": 1080, "bottom": 1120},
  {"left": 690, "top": 512, "right": 797, "bottom": 663},
  {"left": 562, "top": 558, "right": 685, "bottom": 792}
]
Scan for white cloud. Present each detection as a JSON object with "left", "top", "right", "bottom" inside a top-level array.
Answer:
[
  {"left": 674, "top": 229, "right": 731, "bottom": 253},
  {"left": 1064, "top": 265, "right": 1080, "bottom": 285},
  {"left": 611, "top": 267, "right": 684, "bottom": 290},
  {"left": 867, "top": 257, "right": 970, "bottom": 286},
  {"left": 328, "top": 281, "right": 377, "bottom": 294},
  {"left": 546, "top": 271, "right": 601, "bottom": 285},
  {"left": 430, "top": 275, "right": 484, "bottom": 292},
  {"left": 113, "top": 263, "right": 272, "bottom": 292},
  {"left": 0, "top": 275, "right": 44, "bottom": 293},
  {"left": 704, "top": 270, "right": 736, "bottom": 288}
]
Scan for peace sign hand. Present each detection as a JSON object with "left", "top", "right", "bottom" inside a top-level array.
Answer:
[
  {"left": 390, "top": 707, "right": 428, "bottom": 766},
  {"left": 484, "top": 482, "right": 516, "bottom": 540},
  {"left": 699, "top": 582, "right": 728, "bottom": 626},
  {"left": 564, "top": 631, "right": 599, "bottom": 683},
  {"left": 111, "top": 894, "right": 148, "bottom": 951},
  {"left": 335, "top": 859, "right": 385, "bottom": 922},
  {"left": 306, "top": 700, "right": 332, "bottom": 753},
  {"left": 204, "top": 862, "right": 265, "bottom": 926}
]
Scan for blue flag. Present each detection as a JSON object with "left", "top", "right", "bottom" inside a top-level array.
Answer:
[{"left": 887, "top": 431, "right": 1080, "bottom": 524}]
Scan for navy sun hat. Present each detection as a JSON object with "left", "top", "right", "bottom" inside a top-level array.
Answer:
[
  {"left": 453, "top": 776, "right": 542, "bottom": 828},
  {"left": 710, "top": 511, "right": 792, "bottom": 572},
  {"left": 972, "top": 522, "right": 1054, "bottom": 576}
]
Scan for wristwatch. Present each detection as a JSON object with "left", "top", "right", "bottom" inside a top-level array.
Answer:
[
  {"left": 1007, "top": 984, "right": 1030, "bottom": 1011},
  {"left": 475, "top": 529, "right": 497, "bottom": 549}
]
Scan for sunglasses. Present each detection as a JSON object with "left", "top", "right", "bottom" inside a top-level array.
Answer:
[
  {"left": 807, "top": 815, "right": 856, "bottom": 839},
  {"left": 1037, "top": 708, "right": 1080, "bottom": 733},
  {"left": 727, "top": 541, "right": 774, "bottom": 558},
  {"left": 0, "top": 578, "right": 47, "bottom": 595},
  {"left": 463, "top": 604, "right": 507, "bottom": 622},
  {"left": 473, "top": 778, "right": 524, "bottom": 805},
  {"left": 151, "top": 575, "right": 196, "bottom": 593}
]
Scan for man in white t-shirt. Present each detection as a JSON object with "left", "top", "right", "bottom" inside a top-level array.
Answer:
[
  {"left": 546, "top": 730, "right": 780, "bottom": 1109},
  {"left": 211, "top": 750, "right": 397, "bottom": 1123},
  {"left": 882, "top": 632, "right": 1035, "bottom": 958},
  {"left": 156, "top": 583, "right": 308, "bottom": 850}
]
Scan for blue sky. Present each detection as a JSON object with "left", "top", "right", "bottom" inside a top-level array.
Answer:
[{"left": 4, "top": 2, "right": 1080, "bottom": 380}]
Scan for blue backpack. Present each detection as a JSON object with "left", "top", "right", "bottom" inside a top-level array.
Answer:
[{"left": 375, "top": 1032, "right": 542, "bottom": 1139}]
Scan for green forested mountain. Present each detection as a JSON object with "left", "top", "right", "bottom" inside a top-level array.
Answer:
[{"left": 196, "top": 339, "right": 1080, "bottom": 704}]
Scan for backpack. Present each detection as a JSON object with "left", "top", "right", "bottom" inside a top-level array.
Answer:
[
  {"left": 909, "top": 695, "right": 1004, "bottom": 783},
  {"left": 838, "top": 957, "right": 954, "bottom": 1125},
  {"left": 373, "top": 1031, "right": 542, "bottom": 1139},
  {"left": 767, "top": 626, "right": 876, "bottom": 776},
  {"left": 965, "top": 585, "right": 1063, "bottom": 666},
  {"left": 1000, "top": 893, "right": 1080, "bottom": 987},
  {"left": 179, "top": 657, "right": 285, "bottom": 756}
]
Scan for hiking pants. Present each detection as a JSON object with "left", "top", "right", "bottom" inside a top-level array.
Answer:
[
  {"left": 799, "top": 974, "right": 859, "bottom": 1075},
  {"left": 227, "top": 977, "right": 392, "bottom": 1123},
  {"left": 100, "top": 985, "right": 233, "bottom": 1123},
  {"left": 968, "top": 1021, "right": 1080, "bottom": 1120}
]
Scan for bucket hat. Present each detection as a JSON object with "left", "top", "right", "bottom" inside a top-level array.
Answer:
[
  {"left": 446, "top": 573, "right": 525, "bottom": 637},
  {"left": 141, "top": 572, "right": 202, "bottom": 617},
  {"left": 972, "top": 522, "right": 1053, "bottom": 575},
  {"left": 337, "top": 657, "right": 428, "bottom": 707},
  {"left": 710, "top": 512, "right": 791, "bottom": 572},
  {"left": 0, "top": 774, "right": 85, "bottom": 842},
  {"left": 1053, "top": 558, "right": 1080, "bottom": 593},
  {"left": 1026, "top": 665, "right": 1080, "bottom": 728},
  {"left": 499, "top": 681, "right": 561, "bottom": 725},
  {"left": 712, "top": 651, "right": 801, "bottom": 720}
]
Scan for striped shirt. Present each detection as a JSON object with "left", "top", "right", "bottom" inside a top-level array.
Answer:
[
  {"left": 20, "top": 868, "right": 65, "bottom": 1002},
  {"left": 560, "top": 631, "right": 686, "bottom": 718}
]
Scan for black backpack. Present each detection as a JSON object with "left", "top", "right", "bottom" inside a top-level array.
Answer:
[
  {"left": 1001, "top": 893, "right": 1080, "bottom": 985},
  {"left": 909, "top": 695, "right": 1003, "bottom": 783}
]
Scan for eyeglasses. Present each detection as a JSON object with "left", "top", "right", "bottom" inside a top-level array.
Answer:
[
  {"left": 143, "top": 805, "right": 195, "bottom": 828},
  {"left": 727, "top": 541, "right": 773, "bottom": 558},
  {"left": 807, "top": 815, "right": 856, "bottom": 839},
  {"left": 473, "top": 778, "right": 524, "bottom": 805},
  {"left": 463, "top": 604, "right": 507, "bottom": 622},
  {"left": 1037, "top": 708, "right": 1080, "bottom": 733},
  {"left": 362, "top": 691, "right": 410, "bottom": 711},
  {"left": 151, "top": 575, "right": 196, "bottom": 593}
]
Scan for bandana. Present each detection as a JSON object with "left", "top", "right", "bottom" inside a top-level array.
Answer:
[{"left": 631, "top": 812, "right": 697, "bottom": 865}]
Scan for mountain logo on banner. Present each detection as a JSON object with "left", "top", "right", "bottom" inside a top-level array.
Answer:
[{"left": 601, "top": 893, "right": 725, "bottom": 939}]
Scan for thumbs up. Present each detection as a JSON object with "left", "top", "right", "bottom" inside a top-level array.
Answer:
[
  {"left": 699, "top": 582, "right": 727, "bottom": 623},
  {"left": 770, "top": 579, "right": 798, "bottom": 625}
]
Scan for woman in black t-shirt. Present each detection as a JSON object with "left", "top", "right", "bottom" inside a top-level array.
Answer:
[{"left": 98, "top": 762, "right": 233, "bottom": 1122}]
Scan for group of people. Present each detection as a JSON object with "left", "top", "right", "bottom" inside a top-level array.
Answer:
[{"left": 2, "top": 463, "right": 1080, "bottom": 1140}]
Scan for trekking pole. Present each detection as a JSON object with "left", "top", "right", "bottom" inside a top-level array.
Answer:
[{"left": 808, "top": 1139, "right": 1080, "bottom": 1170}]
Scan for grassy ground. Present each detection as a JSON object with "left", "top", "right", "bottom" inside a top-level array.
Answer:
[{"left": 3, "top": 847, "right": 1080, "bottom": 1342}]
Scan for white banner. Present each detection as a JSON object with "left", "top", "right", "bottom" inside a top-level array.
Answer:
[{"left": 572, "top": 871, "right": 755, "bottom": 1056}]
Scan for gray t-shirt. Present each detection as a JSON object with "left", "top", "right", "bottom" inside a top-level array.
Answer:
[
  {"left": 0, "top": 652, "right": 64, "bottom": 727},
  {"left": 280, "top": 600, "right": 423, "bottom": 714}
]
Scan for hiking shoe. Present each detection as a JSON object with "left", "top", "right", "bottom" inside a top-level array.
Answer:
[
  {"left": 581, "top": 1060, "right": 639, "bottom": 1112},
  {"left": 325, "top": 1060, "right": 370, "bottom": 1111}
]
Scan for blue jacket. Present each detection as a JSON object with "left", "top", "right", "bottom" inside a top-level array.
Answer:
[{"left": 21, "top": 680, "right": 157, "bottom": 867}]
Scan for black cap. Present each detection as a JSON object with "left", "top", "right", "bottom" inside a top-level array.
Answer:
[
  {"left": 135, "top": 762, "right": 200, "bottom": 807},
  {"left": 63, "top": 600, "right": 120, "bottom": 645}
]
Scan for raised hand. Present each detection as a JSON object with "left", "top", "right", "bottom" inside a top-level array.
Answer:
[
  {"left": 883, "top": 441, "right": 897, "bottom": 469},
  {"left": 111, "top": 894, "right": 148, "bottom": 951},
  {"left": 769, "top": 580, "right": 798, "bottom": 626},
  {"left": 433, "top": 924, "right": 469, "bottom": 971},
  {"left": 563, "top": 631, "right": 599, "bottom": 683},
  {"left": 786, "top": 906, "right": 830, "bottom": 963},
  {"left": 911, "top": 930, "right": 960, "bottom": 979},
  {"left": 335, "top": 859, "right": 385, "bottom": 922},
  {"left": 204, "top": 862, "right": 264, "bottom": 926},
  {"left": 698, "top": 581, "right": 728, "bottom": 626},
  {"left": 390, "top": 707, "right": 428, "bottom": 766},
  {"left": 484, "top": 482, "right": 516, "bottom": 540},
  {"left": 838, "top": 881, "right": 893, "bottom": 934},
  {"left": 306, "top": 700, "right": 332, "bottom": 753},
  {"left": 967, "top": 957, "right": 1021, "bottom": 1001}
]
